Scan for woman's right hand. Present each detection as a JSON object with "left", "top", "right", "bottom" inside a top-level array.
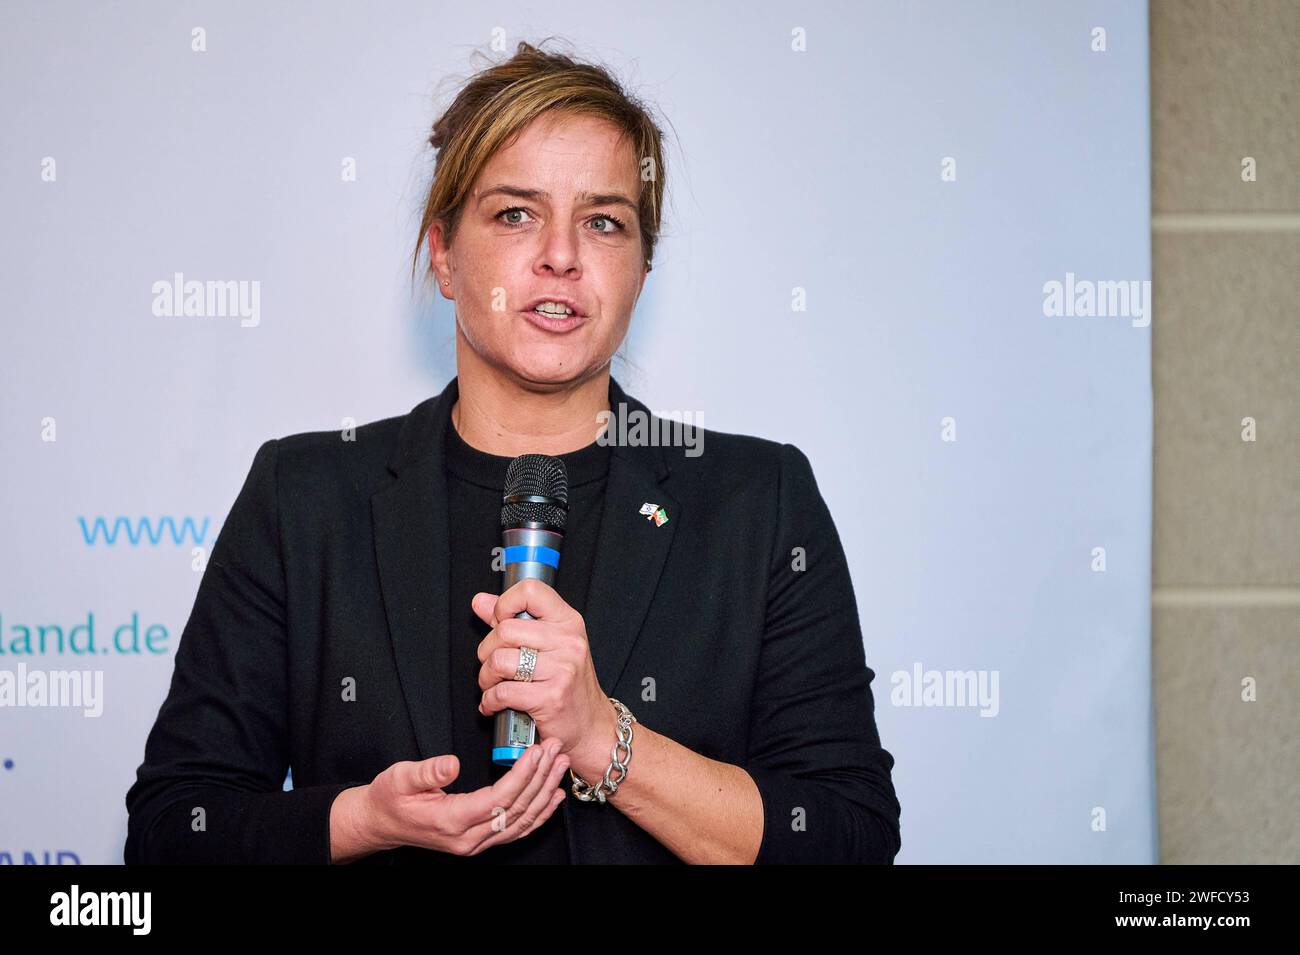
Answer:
[{"left": 330, "top": 737, "right": 570, "bottom": 863}]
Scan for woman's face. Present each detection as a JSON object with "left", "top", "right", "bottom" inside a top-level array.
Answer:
[{"left": 429, "top": 111, "right": 649, "bottom": 390}]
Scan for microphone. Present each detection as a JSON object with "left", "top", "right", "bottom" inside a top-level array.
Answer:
[{"left": 492, "top": 453, "right": 568, "bottom": 766}]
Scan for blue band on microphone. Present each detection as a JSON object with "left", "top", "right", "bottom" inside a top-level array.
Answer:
[
  {"left": 503, "top": 544, "right": 560, "bottom": 568},
  {"left": 493, "top": 745, "right": 526, "bottom": 766}
]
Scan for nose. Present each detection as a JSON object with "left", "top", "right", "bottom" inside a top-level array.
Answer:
[{"left": 533, "top": 221, "right": 581, "bottom": 279}]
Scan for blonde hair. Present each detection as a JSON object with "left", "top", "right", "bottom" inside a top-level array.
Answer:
[{"left": 410, "top": 39, "right": 669, "bottom": 289}]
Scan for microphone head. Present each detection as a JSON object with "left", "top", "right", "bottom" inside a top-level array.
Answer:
[{"left": 501, "top": 454, "right": 569, "bottom": 531}]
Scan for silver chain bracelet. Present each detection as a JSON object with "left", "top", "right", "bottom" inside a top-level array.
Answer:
[{"left": 569, "top": 697, "right": 636, "bottom": 803}]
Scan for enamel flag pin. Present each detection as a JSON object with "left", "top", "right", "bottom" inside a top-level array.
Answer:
[{"left": 639, "top": 502, "right": 669, "bottom": 526}]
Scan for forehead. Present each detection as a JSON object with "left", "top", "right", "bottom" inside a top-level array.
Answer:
[{"left": 477, "top": 112, "right": 640, "bottom": 190}]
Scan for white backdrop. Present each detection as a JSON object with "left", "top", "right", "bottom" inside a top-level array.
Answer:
[{"left": 0, "top": 0, "right": 1154, "bottom": 864}]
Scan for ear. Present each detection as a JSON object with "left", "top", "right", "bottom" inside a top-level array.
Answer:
[{"left": 427, "top": 221, "right": 455, "bottom": 300}]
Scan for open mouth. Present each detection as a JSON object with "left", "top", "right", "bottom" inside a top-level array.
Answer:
[{"left": 522, "top": 303, "right": 585, "bottom": 331}]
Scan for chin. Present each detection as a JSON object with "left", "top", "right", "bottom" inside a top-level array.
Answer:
[{"left": 502, "top": 355, "right": 597, "bottom": 389}]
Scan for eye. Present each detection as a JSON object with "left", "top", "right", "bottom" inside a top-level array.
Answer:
[
  {"left": 493, "top": 206, "right": 628, "bottom": 233},
  {"left": 494, "top": 206, "right": 534, "bottom": 227},
  {"left": 590, "top": 214, "right": 627, "bottom": 233}
]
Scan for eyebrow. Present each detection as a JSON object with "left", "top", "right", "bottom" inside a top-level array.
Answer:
[{"left": 476, "top": 184, "right": 638, "bottom": 214}]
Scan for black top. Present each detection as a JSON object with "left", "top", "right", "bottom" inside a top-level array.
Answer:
[{"left": 442, "top": 416, "right": 611, "bottom": 863}]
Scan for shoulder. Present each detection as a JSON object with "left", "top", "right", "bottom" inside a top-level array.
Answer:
[
  {"left": 649, "top": 415, "right": 824, "bottom": 508},
  {"left": 252, "top": 407, "right": 410, "bottom": 500}
]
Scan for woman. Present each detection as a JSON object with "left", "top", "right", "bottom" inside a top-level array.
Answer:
[{"left": 125, "top": 41, "right": 901, "bottom": 865}]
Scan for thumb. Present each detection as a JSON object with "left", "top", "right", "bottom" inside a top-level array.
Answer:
[
  {"left": 425, "top": 754, "right": 459, "bottom": 790},
  {"left": 471, "top": 591, "right": 498, "bottom": 624}
]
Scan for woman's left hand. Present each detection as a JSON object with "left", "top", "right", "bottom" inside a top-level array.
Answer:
[{"left": 473, "top": 578, "right": 620, "bottom": 781}]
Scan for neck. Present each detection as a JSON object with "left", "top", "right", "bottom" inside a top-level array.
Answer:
[{"left": 451, "top": 341, "right": 611, "bottom": 458}]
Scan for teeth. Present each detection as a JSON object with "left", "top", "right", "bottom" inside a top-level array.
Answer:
[{"left": 533, "top": 302, "right": 574, "bottom": 316}]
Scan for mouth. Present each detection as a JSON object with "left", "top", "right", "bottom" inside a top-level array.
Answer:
[
  {"left": 520, "top": 297, "right": 587, "bottom": 334},
  {"left": 521, "top": 307, "right": 585, "bottom": 334}
]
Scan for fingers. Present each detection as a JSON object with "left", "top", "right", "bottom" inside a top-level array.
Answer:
[
  {"left": 476, "top": 616, "right": 563, "bottom": 666},
  {"left": 490, "top": 578, "right": 570, "bottom": 625},
  {"left": 490, "top": 738, "right": 563, "bottom": 822},
  {"left": 507, "top": 749, "right": 570, "bottom": 838},
  {"left": 463, "top": 739, "right": 570, "bottom": 853},
  {"left": 479, "top": 674, "right": 549, "bottom": 718},
  {"left": 440, "top": 735, "right": 556, "bottom": 832},
  {"left": 479, "top": 643, "right": 554, "bottom": 691},
  {"left": 469, "top": 750, "right": 569, "bottom": 855},
  {"left": 490, "top": 757, "right": 569, "bottom": 848}
]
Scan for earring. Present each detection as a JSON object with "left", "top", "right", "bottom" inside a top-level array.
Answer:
[{"left": 442, "top": 279, "right": 449, "bottom": 286}]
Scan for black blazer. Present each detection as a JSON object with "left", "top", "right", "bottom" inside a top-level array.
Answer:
[{"left": 125, "top": 375, "right": 901, "bottom": 864}]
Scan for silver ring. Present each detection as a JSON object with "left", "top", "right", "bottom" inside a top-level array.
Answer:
[{"left": 514, "top": 646, "right": 538, "bottom": 682}]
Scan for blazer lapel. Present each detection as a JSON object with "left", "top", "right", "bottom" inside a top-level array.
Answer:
[
  {"left": 580, "top": 377, "right": 681, "bottom": 701},
  {"left": 372, "top": 377, "right": 459, "bottom": 762},
  {"left": 372, "top": 373, "right": 682, "bottom": 863},
  {"left": 560, "top": 379, "right": 682, "bottom": 864}
]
